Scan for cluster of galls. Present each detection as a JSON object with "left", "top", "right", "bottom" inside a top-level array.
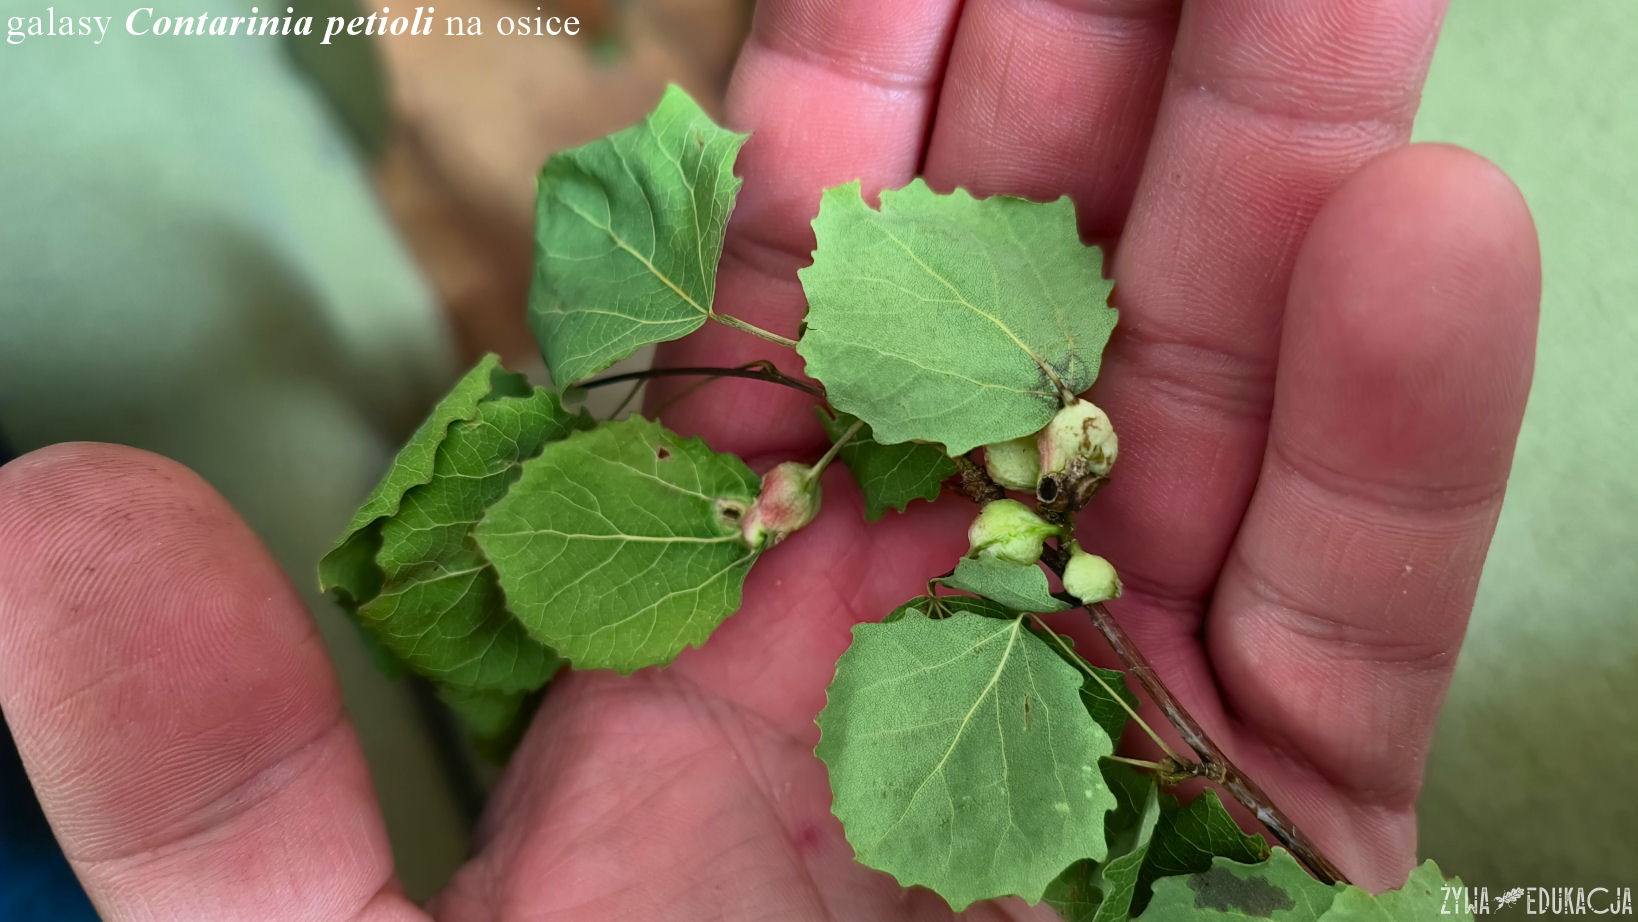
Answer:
[
  {"left": 967, "top": 399, "right": 1123, "bottom": 606},
  {"left": 983, "top": 398, "right": 1117, "bottom": 513},
  {"left": 736, "top": 398, "right": 1124, "bottom": 610}
]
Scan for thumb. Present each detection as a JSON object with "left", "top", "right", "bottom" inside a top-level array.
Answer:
[{"left": 0, "top": 444, "right": 426, "bottom": 922}]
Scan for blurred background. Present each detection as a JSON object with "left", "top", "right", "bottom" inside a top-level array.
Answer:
[{"left": 0, "top": 0, "right": 1633, "bottom": 913}]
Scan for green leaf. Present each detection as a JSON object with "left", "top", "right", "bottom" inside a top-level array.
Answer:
[
  {"left": 320, "top": 354, "right": 511, "bottom": 609},
  {"left": 816, "top": 408, "right": 955, "bottom": 520},
  {"left": 1139, "top": 852, "right": 1471, "bottom": 922},
  {"left": 1136, "top": 789, "right": 1271, "bottom": 914},
  {"left": 1318, "top": 863, "right": 1470, "bottom": 921},
  {"left": 1047, "top": 764, "right": 1165, "bottom": 922},
  {"left": 319, "top": 356, "right": 589, "bottom": 700},
  {"left": 319, "top": 356, "right": 587, "bottom": 692},
  {"left": 356, "top": 385, "right": 589, "bottom": 691},
  {"left": 816, "top": 610, "right": 1117, "bottom": 910},
  {"left": 1137, "top": 850, "right": 1340, "bottom": 921},
  {"left": 891, "top": 594, "right": 1134, "bottom": 743},
  {"left": 528, "top": 85, "right": 749, "bottom": 385},
  {"left": 476, "top": 416, "right": 761, "bottom": 673},
  {"left": 434, "top": 683, "right": 539, "bottom": 760},
  {"left": 1074, "top": 660, "right": 1137, "bottom": 744},
  {"left": 942, "top": 555, "right": 1069, "bottom": 613},
  {"left": 798, "top": 180, "right": 1118, "bottom": 455},
  {"left": 884, "top": 593, "right": 1016, "bottom": 623}
]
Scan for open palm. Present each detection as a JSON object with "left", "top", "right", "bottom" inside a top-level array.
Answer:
[{"left": 0, "top": 0, "right": 1540, "bottom": 919}]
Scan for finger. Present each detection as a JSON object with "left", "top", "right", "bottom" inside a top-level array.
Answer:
[
  {"left": 1209, "top": 144, "right": 1540, "bottom": 888},
  {"left": 651, "top": 0, "right": 963, "bottom": 458},
  {"left": 1082, "top": 0, "right": 1449, "bottom": 621},
  {"left": 921, "top": 0, "right": 1181, "bottom": 243},
  {"left": 0, "top": 444, "right": 425, "bottom": 922}
]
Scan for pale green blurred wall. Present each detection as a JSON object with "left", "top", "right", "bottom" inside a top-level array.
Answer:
[
  {"left": 0, "top": 0, "right": 470, "bottom": 897},
  {"left": 1413, "top": 0, "right": 1638, "bottom": 887}
]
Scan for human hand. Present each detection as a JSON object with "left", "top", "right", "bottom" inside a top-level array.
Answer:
[{"left": 0, "top": 0, "right": 1539, "bottom": 919}]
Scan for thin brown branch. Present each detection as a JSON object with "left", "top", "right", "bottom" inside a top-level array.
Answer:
[
  {"left": 1070, "top": 591, "right": 1350, "bottom": 886},
  {"left": 951, "top": 474, "right": 1350, "bottom": 884},
  {"left": 578, "top": 362, "right": 824, "bottom": 400}
]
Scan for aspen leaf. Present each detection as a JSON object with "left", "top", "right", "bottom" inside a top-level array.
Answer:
[
  {"left": 816, "top": 610, "right": 1117, "bottom": 909},
  {"left": 529, "top": 86, "right": 748, "bottom": 385},
  {"left": 476, "top": 417, "right": 761, "bottom": 673},
  {"left": 798, "top": 180, "right": 1117, "bottom": 455},
  {"left": 816, "top": 408, "right": 954, "bottom": 520}
]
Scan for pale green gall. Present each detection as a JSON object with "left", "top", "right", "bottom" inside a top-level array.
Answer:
[
  {"left": 967, "top": 499, "right": 1058, "bottom": 565},
  {"left": 1062, "top": 549, "right": 1121, "bottom": 605},
  {"left": 984, "top": 435, "right": 1041, "bottom": 491},
  {"left": 1038, "top": 398, "right": 1117, "bottom": 479}
]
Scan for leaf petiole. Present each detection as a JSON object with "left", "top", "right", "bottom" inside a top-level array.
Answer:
[
  {"left": 1025, "top": 612, "right": 1185, "bottom": 765},
  {"left": 711, "top": 311, "right": 800, "bottom": 348},
  {"left": 605, "top": 378, "right": 644, "bottom": 420},
  {"left": 812, "top": 419, "right": 865, "bottom": 478},
  {"left": 1103, "top": 754, "right": 1175, "bottom": 773}
]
